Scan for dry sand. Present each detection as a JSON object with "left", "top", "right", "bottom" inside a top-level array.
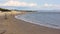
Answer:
[{"left": 0, "top": 12, "right": 60, "bottom": 34}]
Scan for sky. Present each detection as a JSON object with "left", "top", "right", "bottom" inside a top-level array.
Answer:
[{"left": 0, "top": 0, "right": 60, "bottom": 10}]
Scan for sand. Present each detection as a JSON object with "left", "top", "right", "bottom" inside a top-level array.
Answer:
[{"left": 0, "top": 12, "right": 60, "bottom": 34}]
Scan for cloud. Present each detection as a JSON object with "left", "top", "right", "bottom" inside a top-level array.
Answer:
[
  {"left": 0, "top": 0, "right": 60, "bottom": 10},
  {"left": 28, "top": 3, "right": 37, "bottom": 7},
  {"left": 43, "top": 3, "right": 60, "bottom": 8},
  {"left": 35, "top": 3, "right": 60, "bottom": 10},
  {"left": 44, "top": 3, "right": 53, "bottom": 7},
  {"left": 0, "top": 0, "right": 37, "bottom": 7},
  {"left": 38, "top": 3, "right": 60, "bottom": 9}
]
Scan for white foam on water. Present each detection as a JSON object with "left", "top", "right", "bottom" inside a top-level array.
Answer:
[{"left": 15, "top": 15, "right": 60, "bottom": 29}]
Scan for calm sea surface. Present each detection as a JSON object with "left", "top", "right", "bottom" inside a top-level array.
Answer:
[{"left": 15, "top": 12, "right": 60, "bottom": 29}]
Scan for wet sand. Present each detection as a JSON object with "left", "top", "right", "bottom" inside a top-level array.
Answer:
[{"left": 0, "top": 12, "right": 60, "bottom": 34}]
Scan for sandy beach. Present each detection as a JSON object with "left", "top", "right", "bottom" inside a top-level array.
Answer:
[{"left": 0, "top": 12, "right": 60, "bottom": 34}]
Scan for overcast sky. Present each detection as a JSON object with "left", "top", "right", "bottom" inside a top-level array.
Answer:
[{"left": 0, "top": 0, "right": 60, "bottom": 10}]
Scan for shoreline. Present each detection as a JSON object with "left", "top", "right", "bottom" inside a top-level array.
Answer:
[
  {"left": 14, "top": 17, "right": 60, "bottom": 34},
  {"left": 15, "top": 16, "right": 60, "bottom": 29},
  {"left": 15, "top": 15, "right": 60, "bottom": 29},
  {"left": 0, "top": 12, "right": 60, "bottom": 34}
]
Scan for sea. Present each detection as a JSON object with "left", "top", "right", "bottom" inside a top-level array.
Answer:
[{"left": 15, "top": 11, "right": 60, "bottom": 29}]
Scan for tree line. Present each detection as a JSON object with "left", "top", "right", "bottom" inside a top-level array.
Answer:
[{"left": 0, "top": 8, "right": 11, "bottom": 12}]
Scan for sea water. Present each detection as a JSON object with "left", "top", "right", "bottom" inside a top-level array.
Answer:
[{"left": 15, "top": 12, "right": 60, "bottom": 29}]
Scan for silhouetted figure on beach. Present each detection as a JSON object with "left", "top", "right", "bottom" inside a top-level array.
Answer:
[{"left": 5, "top": 13, "right": 8, "bottom": 19}]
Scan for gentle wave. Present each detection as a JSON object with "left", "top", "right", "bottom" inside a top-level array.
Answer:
[{"left": 15, "top": 12, "right": 60, "bottom": 29}]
